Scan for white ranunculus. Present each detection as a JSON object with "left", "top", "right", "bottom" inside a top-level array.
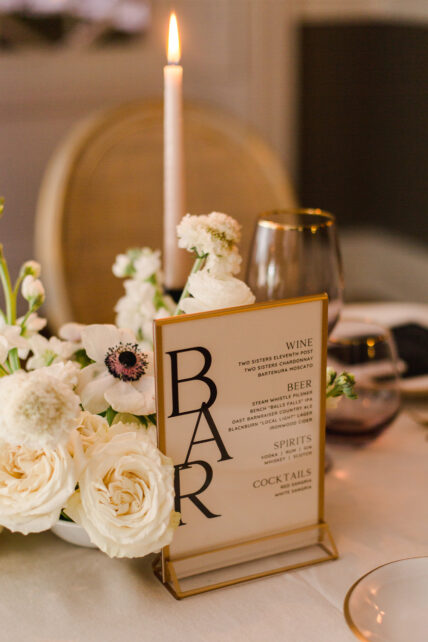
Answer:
[
  {"left": 180, "top": 270, "right": 255, "bottom": 314},
  {"left": 65, "top": 427, "right": 179, "bottom": 558},
  {"left": 0, "top": 369, "right": 81, "bottom": 449},
  {"left": 0, "top": 442, "right": 76, "bottom": 535},
  {"left": 22, "top": 275, "right": 45, "bottom": 303},
  {"left": 78, "top": 325, "right": 155, "bottom": 415}
]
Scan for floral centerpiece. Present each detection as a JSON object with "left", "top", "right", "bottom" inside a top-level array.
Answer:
[{"left": 0, "top": 203, "right": 355, "bottom": 558}]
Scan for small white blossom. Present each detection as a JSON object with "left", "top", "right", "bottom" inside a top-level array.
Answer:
[
  {"left": 17, "top": 313, "right": 47, "bottom": 338},
  {"left": 21, "top": 276, "right": 45, "bottom": 305},
  {"left": 133, "top": 248, "right": 162, "bottom": 281},
  {"left": 26, "top": 335, "right": 76, "bottom": 370},
  {"left": 0, "top": 318, "right": 29, "bottom": 356},
  {"left": 112, "top": 254, "right": 132, "bottom": 278},
  {"left": 0, "top": 369, "right": 81, "bottom": 450}
]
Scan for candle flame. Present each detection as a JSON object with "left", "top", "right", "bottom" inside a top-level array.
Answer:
[{"left": 167, "top": 12, "right": 181, "bottom": 64}]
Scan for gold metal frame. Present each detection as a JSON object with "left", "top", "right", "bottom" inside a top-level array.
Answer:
[{"left": 154, "top": 294, "right": 336, "bottom": 598}]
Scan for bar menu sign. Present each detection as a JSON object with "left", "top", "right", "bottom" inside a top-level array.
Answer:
[{"left": 154, "top": 294, "right": 329, "bottom": 588}]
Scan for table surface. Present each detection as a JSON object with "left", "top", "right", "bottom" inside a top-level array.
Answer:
[{"left": 1, "top": 407, "right": 427, "bottom": 642}]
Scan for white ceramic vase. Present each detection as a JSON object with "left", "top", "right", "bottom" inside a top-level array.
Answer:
[{"left": 51, "top": 520, "right": 97, "bottom": 549}]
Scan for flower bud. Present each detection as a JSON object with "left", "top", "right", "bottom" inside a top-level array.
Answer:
[
  {"left": 20, "top": 260, "right": 41, "bottom": 279},
  {"left": 22, "top": 275, "right": 45, "bottom": 307}
]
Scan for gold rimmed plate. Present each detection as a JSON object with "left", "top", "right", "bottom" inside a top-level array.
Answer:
[{"left": 344, "top": 557, "right": 428, "bottom": 641}]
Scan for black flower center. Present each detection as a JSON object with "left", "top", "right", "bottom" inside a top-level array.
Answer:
[
  {"left": 105, "top": 343, "right": 149, "bottom": 382},
  {"left": 119, "top": 351, "right": 137, "bottom": 368}
]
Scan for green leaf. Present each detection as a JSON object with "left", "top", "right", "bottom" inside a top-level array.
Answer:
[
  {"left": 106, "top": 407, "right": 118, "bottom": 426},
  {"left": 74, "top": 349, "right": 94, "bottom": 368}
]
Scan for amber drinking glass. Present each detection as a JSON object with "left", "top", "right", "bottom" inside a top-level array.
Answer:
[{"left": 327, "top": 319, "right": 401, "bottom": 442}]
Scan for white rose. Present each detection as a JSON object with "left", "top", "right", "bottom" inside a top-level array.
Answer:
[
  {"left": 21, "top": 275, "right": 45, "bottom": 304},
  {"left": 0, "top": 369, "right": 81, "bottom": 449},
  {"left": 180, "top": 270, "right": 255, "bottom": 314},
  {"left": 0, "top": 442, "right": 76, "bottom": 534},
  {"left": 66, "top": 427, "right": 179, "bottom": 558}
]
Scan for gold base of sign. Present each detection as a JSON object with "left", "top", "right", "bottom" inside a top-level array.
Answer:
[{"left": 153, "top": 521, "right": 338, "bottom": 599}]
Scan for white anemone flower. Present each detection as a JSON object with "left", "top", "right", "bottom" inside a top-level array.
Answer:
[{"left": 78, "top": 325, "right": 155, "bottom": 416}]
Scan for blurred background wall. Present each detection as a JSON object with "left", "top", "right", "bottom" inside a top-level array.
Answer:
[{"left": 0, "top": 0, "right": 427, "bottom": 300}]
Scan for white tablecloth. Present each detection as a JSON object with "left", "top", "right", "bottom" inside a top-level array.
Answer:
[{"left": 1, "top": 409, "right": 427, "bottom": 642}]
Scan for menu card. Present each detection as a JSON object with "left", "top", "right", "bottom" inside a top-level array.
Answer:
[{"left": 155, "top": 295, "right": 328, "bottom": 579}]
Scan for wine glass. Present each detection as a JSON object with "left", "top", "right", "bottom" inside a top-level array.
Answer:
[
  {"left": 327, "top": 319, "right": 401, "bottom": 443},
  {"left": 246, "top": 209, "right": 344, "bottom": 334},
  {"left": 246, "top": 209, "right": 344, "bottom": 471}
]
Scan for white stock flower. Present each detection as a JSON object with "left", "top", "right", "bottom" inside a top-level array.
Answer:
[
  {"left": 65, "top": 428, "right": 178, "bottom": 558},
  {"left": 21, "top": 275, "right": 45, "bottom": 303},
  {"left": 78, "top": 325, "right": 155, "bottom": 416},
  {"left": 0, "top": 369, "right": 81, "bottom": 449},
  {"left": 26, "top": 334, "right": 75, "bottom": 370},
  {"left": 112, "top": 254, "right": 132, "bottom": 278},
  {"left": 133, "top": 248, "right": 161, "bottom": 281},
  {"left": 0, "top": 442, "right": 76, "bottom": 535},
  {"left": 180, "top": 270, "right": 255, "bottom": 314},
  {"left": 20, "top": 260, "right": 41, "bottom": 279},
  {"left": 124, "top": 279, "right": 156, "bottom": 305}
]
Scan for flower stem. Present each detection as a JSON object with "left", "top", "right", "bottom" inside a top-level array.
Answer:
[
  {"left": 0, "top": 363, "right": 10, "bottom": 377},
  {"left": 0, "top": 246, "right": 20, "bottom": 372},
  {"left": 174, "top": 255, "right": 206, "bottom": 315}
]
